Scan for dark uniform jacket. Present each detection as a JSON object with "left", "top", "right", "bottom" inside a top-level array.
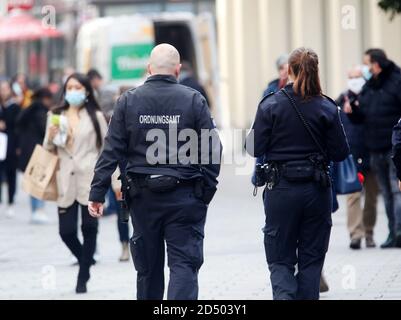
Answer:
[
  {"left": 247, "top": 84, "right": 349, "bottom": 163},
  {"left": 89, "top": 74, "right": 222, "bottom": 203},
  {"left": 263, "top": 79, "right": 280, "bottom": 98},
  {"left": 352, "top": 61, "right": 401, "bottom": 152}
]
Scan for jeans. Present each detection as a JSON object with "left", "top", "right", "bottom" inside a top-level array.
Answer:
[
  {"left": 30, "top": 196, "right": 45, "bottom": 213},
  {"left": 107, "top": 188, "right": 129, "bottom": 243},
  {"left": 370, "top": 151, "right": 401, "bottom": 234}
]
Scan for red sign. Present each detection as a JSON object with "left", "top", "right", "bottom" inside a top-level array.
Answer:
[{"left": 7, "top": 0, "right": 34, "bottom": 12}]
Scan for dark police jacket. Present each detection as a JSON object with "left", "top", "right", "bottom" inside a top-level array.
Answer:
[
  {"left": 89, "top": 74, "right": 222, "bottom": 203},
  {"left": 352, "top": 61, "right": 401, "bottom": 152},
  {"left": 246, "top": 84, "right": 349, "bottom": 163}
]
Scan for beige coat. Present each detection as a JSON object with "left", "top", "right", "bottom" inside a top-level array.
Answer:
[{"left": 43, "top": 108, "right": 108, "bottom": 208}]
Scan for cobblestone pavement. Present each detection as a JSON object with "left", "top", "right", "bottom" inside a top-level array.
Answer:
[{"left": 1, "top": 164, "right": 400, "bottom": 300}]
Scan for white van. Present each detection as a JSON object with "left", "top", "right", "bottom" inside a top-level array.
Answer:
[{"left": 76, "top": 12, "right": 222, "bottom": 124}]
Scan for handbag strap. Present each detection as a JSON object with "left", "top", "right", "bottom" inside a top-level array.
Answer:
[{"left": 281, "top": 88, "right": 329, "bottom": 161}]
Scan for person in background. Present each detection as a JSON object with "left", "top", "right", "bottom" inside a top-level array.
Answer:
[
  {"left": 87, "top": 69, "right": 116, "bottom": 120},
  {"left": 16, "top": 88, "right": 54, "bottom": 224},
  {"left": 339, "top": 66, "right": 380, "bottom": 250},
  {"left": 62, "top": 67, "right": 75, "bottom": 85},
  {"left": 87, "top": 69, "right": 103, "bottom": 96},
  {"left": 109, "top": 169, "right": 130, "bottom": 262},
  {"left": 348, "top": 49, "right": 401, "bottom": 248},
  {"left": 0, "top": 80, "right": 20, "bottom": 218},
  {"left": 263, "top": 54, "right": 289, "bottom": 97},
  {"left": 11, "top": 73, "right": 33, "bottom": 109},
  {"left": 43, "top": 73, "right": 108, "bottom": 294},
  {"left": 179, "top": 61, "right": 211, "bottom": 108},
  {"left": 96, "top": 85, "right": 131, "bottom": 263}
]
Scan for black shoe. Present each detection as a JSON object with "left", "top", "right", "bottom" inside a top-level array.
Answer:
[
  {"left": 75, "top": 279, "right": 87, "bottom": 294},
  {"left": 350, "top": 239, "right": 361, "bottom": 250},
  {"left": 319, "top": 275, "right": 329, "bottom": 293},
  {"left": 395, "top": 232, "right": 401, "bottom": 248},
  {"left": 381, "top": 235, "right": 396, "bottom": 249}
]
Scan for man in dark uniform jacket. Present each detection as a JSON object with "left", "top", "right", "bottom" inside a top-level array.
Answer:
[{"left": 88, "top": 44, "right": 222, "bottom": 300}]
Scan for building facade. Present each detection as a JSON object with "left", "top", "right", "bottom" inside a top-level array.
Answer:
[{"left": 216, "top": 0, "right": 401, "bottom": 128}]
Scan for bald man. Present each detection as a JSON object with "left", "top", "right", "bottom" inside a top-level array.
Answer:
[{"left": 88, "top": 44, "right": 222, "bottom": 300}]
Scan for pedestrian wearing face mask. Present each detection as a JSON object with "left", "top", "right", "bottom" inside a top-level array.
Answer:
[
  {"left": 347, "top": 49, "right": 401, "bottom": 248},
  {"left": 11, "top": 73, "right": 33, "bottom": 109},
  {"left": 338, "top": 66, "right": 380, "bottom": 250},
  {"left": 43, "top": 73, "right": 108, "bottom": 294}
]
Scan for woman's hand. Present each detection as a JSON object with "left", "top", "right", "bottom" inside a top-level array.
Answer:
[{"left": 48, "top": 125, "right": 59, "bottom": 141}]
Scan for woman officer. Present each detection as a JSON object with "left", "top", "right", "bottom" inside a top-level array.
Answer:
[{"left": 246, "top": 47, "right": 349, "bottom": 300}]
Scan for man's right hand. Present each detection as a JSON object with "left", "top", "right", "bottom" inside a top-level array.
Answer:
[{"left": 89, "top": 201, "right": 104, "bottom": 218}]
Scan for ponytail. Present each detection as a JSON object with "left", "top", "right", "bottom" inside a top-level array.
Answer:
[{"left": 289, "top": 47, "right": 322, "bottom": 99}]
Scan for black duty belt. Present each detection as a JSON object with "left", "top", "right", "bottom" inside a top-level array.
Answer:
[
  {"left": 126, "top": 174, "right": 199, "bottom": 198},
  {"left": 279, "top": 160, "right": 316, "bottom": 183}
]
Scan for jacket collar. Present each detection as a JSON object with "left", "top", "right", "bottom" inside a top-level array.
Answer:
[
  {"left": 145, "top": 74, "right": 178, "bottom": 84},
  {"left": 366, "top": 60, "right": 397, "bottom": 89}
]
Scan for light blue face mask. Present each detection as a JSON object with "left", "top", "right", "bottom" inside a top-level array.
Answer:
[
  {"left": 362, "top": 65, "right": 373, "bottom": 81},
  {"left": 12, "top": 82, "right": 22, "bottom": 96},
  {"left": 65, "top": 90, "right": 86, "bottom": 107}
]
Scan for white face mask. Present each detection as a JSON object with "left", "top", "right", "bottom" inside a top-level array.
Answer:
[{"left": 347, "top": 77, "right": 366, "bottom": 94}]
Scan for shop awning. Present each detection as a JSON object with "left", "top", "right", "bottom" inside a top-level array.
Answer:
[{"left": 0, "top": 12, "right": 63, "bottom": 42}]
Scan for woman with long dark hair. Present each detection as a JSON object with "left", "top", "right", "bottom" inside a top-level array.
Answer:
[
  {"left": 246, "top": 48, "right": 350, "bottom": 300},
  {"left": 43, "top": 73, "right": 108, "bottom": 294}
]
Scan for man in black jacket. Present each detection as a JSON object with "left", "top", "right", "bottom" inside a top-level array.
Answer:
[{"left": 351, "top": 49, "right": 401, "bottom": 248}]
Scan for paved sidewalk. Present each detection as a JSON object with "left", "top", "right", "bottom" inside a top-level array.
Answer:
[{"left": 0, "top": 164, "right": 400, "bottom": 300}]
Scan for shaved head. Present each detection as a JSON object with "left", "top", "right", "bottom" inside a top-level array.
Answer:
[{"left": 148, "top": 44, "right": 181, "bottom": 77}]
